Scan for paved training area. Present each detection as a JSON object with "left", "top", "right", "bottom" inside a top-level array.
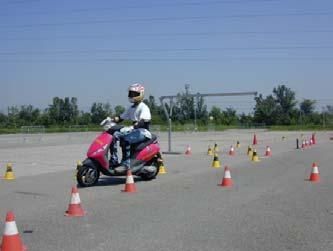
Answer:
[{"left": 0, "top": 130, "right": 333, "bottom": 251}]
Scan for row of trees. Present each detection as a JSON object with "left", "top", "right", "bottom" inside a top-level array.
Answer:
[{"left": 0, "top": 85, "right": 332, "bottom": 128}]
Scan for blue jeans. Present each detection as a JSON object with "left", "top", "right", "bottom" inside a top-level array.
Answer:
[{"left": 110, "top": 129, "right": 148, "bottom": 168}]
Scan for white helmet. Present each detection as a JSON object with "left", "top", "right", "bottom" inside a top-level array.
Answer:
[{"left": 128, "top": 83, "right": 145, "bottom": 103}]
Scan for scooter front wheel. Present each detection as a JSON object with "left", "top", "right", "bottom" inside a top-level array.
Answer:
[{"left": 77, "top": 164, "right": 100, "bottom": 187}]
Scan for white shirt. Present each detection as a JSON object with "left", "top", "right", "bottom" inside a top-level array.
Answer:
[{"left": 120, "top": 102, "right": 151, "bottom": 122}]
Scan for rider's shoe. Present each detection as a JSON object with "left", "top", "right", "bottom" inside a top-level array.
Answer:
[
  {"left": 114, "top": 166, "right": 127, "bottom": 173},
  {"left": 114, "top": 159, "right": 130, "bottom": 173},
  {"left": 109, "top": 159, "right": 120, "bottom": 168}
]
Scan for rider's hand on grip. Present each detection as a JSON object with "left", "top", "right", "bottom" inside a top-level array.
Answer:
[{"left": 100, "top": 117, "right": 112, "bottom": 126}]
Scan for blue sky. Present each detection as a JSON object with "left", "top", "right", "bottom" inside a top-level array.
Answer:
[{"left": 1, "top": 0, "right": 333, "bottom": 114}]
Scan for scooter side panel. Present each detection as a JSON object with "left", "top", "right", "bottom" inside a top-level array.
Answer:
[
  {"left": 136, "top": 143, "right": 160, "bottom": 162},
  {"left": 87, "top": 132, "right": 112, "bottom": 169},
  {"left": 87, "top": 132, "right": 112, "bottom": 155}
]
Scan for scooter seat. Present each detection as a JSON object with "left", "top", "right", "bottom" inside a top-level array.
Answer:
[{"left": 131, "top": 134, "right": 157, "bottom": 152}]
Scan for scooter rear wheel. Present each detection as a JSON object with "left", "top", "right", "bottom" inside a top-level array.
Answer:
[
  {"left": 77, "top": 164, "right": 100, "bottom": 187},
  {"left": 139, "top": 159, "right": 160, "bottom": 181}
]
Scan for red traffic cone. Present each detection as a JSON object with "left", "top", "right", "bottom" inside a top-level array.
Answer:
[
  {"left": 309, "top": 163, "right": 320, "bottom": 182},
  {"left": 228, "top": 146, "right": 235, "bottom": 156},
  {"left": 253, "top": 133, "right": 258, "bottom": 145},
  {"left": 185, "top": 145, "right": 192, "bottom": 155},
  {"left": 65, "top": 186, "right": 85, "bottom": 217},
  {"left": 122, "top": 169, "right": 137, "bottom": 193},
  {"left": 0, "top": 212, "right": 27, "bottom": 251},
  {"left": 265, "top": 146, "right": 272, "bottom": 157},
  {"left": 219, "top": 166, "right": 233, "bottom": 187},
  {"left": 312, "top": 133, "right": 317, "bottom": 144}
]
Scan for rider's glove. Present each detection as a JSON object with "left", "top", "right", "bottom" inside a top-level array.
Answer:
[
  {"left": 100, "top": 117, "right": 112, "bottom": 126},
  {"left": 100, "top": 117, "right": 113, "bottom": 131}
]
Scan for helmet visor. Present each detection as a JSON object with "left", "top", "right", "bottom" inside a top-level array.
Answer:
[{"left": 128, "top": 91, "right": 140, "bottom": 98}]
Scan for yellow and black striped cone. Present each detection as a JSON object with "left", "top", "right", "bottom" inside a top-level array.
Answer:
[
  {"left": 158, "top": 159, "right": 167, "bottom": 174},
  {"left": 75, "top": 160, "right": 82, "bottom": 180},
  {"left": 207, "top": 145, "right": 213, "bottom": 156},
  {"left": 236, "top": 141, "right": 241, "bottom": 148},
  {"left": 213, "top": 143, "right": 219, "bottom": 153},
  {"left": 76, "top": 160, "right": 82, "bottom": 168},
  {"left": 251, "top": 149, "right": 260, "bottom": 162},
  {"left": 3, "top": 163, "right": 15, "bottom": 180},
  {"left": 212, "top": 154, "right": 221, "bottom": 168},
  {"left": 247, "top": 146, "right": 253, "bottom": 157}
]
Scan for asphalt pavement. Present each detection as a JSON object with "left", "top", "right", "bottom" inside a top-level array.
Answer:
[{"left": 0, "top": 130, "right": 332, "bottom": 251}]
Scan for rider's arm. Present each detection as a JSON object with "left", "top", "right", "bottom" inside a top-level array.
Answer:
[
  {"left": 133, "top": 119, "right": 150, "bottom": 130},
  {"left": 113, "top": 106, "right": 131, "bottom": 123}
]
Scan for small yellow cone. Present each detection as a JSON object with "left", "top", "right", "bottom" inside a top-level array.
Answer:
[
  {"left": 4, "top": 163, "right": 15, "bottom": 180},
  {"left": 76, "top": 160, "right": 82, "bottom": 167},
  {"left": 74, "top": 160, "right": 82, "bottom": 179},
  {"left": 236, "top": 141, "right": 241, "bottom": 148},
  {"left": 159, "top": 165, "right": 167, "bottom": 174},
  {"left": 247, "top": 146, "right": 253, "bottom": 157},
  {"left": 158, "top": 158, "right": 167, "bottom": 174},
  {"left": 251, "top": 149, "right": 260, "bottom": 162},
  {"left": 213, "top": 143, "right": 219, "bottom": 153},
  {"left": 207, "top": 146, "right": 213, "bottom": 156},
  {"left": 212, "top": 154, "right": 221, "bottom": 168}
]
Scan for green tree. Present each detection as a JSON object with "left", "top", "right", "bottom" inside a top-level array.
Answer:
[
  {"left": 209, "top": 106, "right": 223, "bottom": 124},
  {"left": 7, "top": 106, "right": 20, "bottom": 127},
  {"left": 18, "top": 105, "right": 40, "bottom": 125},
  {"left": 239, "top": 113, "right": 253, "bottom": 126},
  {"left": 0, "top": 112, "right": 8, "bottom": 127},
  {"left": 77, "top": 111, "right": 91, "bottom": 125},
  {"left": 90, "top": 102, "right": 112, "bottom": 124},
  {"left": 300, "top": 99, "right": 316, "bottom": 115},
  {"left": 254, "top": 94, "right": 278, "bottom": 125},
  {"left": 47, "top": 97, "right": 63, "bottom": 124},
  {"left": 174, "top": 93, "right": 194, "bottom": 122},
  {"left": 196, "top": 96, "right": 208, "bottom": 123},
  {"left": 114, "top": 105, "right": 125, "bottom": 116},
  {"left": 272, "top": 85, "right": 297, "bottom": 124},
  {"left": 222, "top": 107, "right": 238, "bottom": 125},
  {"left": 47, "top": 97, "right": 80, "bottom": 125},
  {"left": 144, "top": 95, "right": 165, "bottom": 124}
]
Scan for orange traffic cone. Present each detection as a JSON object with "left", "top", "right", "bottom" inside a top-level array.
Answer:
[
  {"left": 0, "top": 212, "right": 27, "bottom": 251},
  {"left": 122, "top": 169, "right": 137, "bottom": 193},
  {"left": 65, "top": 186, "right": 85, "bottom": 217},
  {"left": 265, "top": 146, "right": 272, "bottom": 157},
  {"left": 185, "top": 145, "right": 192, "bottom": 155},
  {"left": 228, "top": 146, "right": 235, "bottom": 156},
  {"left": 219, "top": 166, "right": 233, "bottom": 187},
  {"left": 253, "top": 133, "right": 258, "bottom": 145},
  {"left": 309, "top": 163, "right": 320, "bottom": 182}
]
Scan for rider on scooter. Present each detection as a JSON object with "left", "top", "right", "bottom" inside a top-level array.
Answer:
[{"left": 107, "top": 83, "right": 152, "bottom": 172}]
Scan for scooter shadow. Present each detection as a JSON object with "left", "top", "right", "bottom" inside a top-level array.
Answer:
[{"left": 94, "top": 176, "right": 146, "bottom": 187}]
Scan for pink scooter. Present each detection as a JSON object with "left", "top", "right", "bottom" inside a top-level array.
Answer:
[{"left": 77, "top": 123, "right": 162, "bottom": 187}]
